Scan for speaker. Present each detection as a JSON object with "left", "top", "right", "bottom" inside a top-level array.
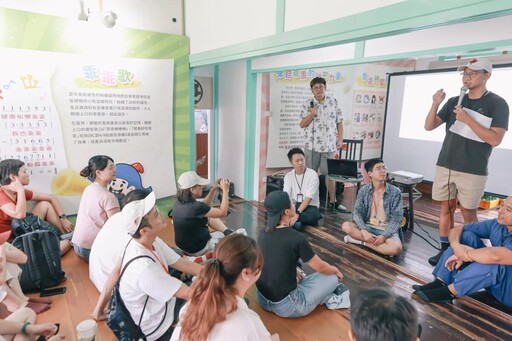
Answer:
[{"left": 266, "top": 175, "right": 284, "bottom": 196}]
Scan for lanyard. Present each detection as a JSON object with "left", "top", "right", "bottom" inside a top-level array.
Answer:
[
  {"left": 372, "top": 186, "right": 385, "bottom": 216},
  {"left": 294, "top": 169, "right": 306, "bottom": 193},
  {"left": 144, "top": 246, "right": 170, "bottom": 275}
]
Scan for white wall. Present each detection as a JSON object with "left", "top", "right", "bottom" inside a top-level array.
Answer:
[
  {"left": 185, "top": 0, "right": 277, "bottom": 54},
  {"left": 284, "top": 0, "right": 404, "bottom": 31},
  {"left": 0, "top": 0, "right": 183, "bottom": 34},
  {"left": 218, "top": 61, "right": 246, "bottom": 196}
]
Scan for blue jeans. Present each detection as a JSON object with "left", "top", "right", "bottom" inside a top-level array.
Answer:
[
  {"left": 257, "top": 272, "right": 338, "bottom": 318},
  {"left": 433, "top": 231, "right": 512, "bottom": 307},
  {"left": 73, "top": 244, "right": 91, "bottom": 261}
]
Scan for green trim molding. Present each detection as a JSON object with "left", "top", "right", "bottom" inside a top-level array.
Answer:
[
  {"left": 0, "top": 7, "right": 192, "bottom": 187},
  {"left": 243, "top": 60, "right": 257, "bottom": 199},
  {"left": 189, "top": 0, "right": 512, "bottom": 67}
]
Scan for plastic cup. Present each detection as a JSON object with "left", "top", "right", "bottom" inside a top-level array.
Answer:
[{"left": 76, "top": 319, "right": 97, "bottom": 341}]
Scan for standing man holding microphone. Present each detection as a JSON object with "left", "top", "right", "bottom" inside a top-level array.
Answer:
[
  {"left": 300, "top": 77, "right": 345, "bottom": 211},
  {"left": 424, "top": 58, "right": 509, "bottom": 266}
]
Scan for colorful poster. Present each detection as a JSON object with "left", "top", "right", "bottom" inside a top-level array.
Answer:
[
  {"left": 0, "top": 48, "right": 175, "bottom": 213},
  {"left": 268, "top": 64, "right": 413, "bottom": 168}
]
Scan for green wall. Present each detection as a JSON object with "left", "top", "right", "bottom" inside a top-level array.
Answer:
[{"left": 0, "top": 7, "right": 192, "bottom": 183}]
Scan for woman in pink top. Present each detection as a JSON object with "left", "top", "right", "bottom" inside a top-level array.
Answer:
[{"left": 72, "top": 155, "right": 120, "bottom": 261}]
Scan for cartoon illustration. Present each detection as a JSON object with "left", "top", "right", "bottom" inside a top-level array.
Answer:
[{"left": 107, "top": 162, "right": 152, "bottom": 200}]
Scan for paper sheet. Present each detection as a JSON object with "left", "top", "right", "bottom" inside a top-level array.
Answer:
[{"left": 449, "top": 107, "right": 492, "bottom": 143}]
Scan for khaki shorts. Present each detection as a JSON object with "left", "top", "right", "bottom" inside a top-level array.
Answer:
[
  {"left": 432, "top": 166, "right": 486, "bottom": 209},
  {"left": 304, "top": 149, "right": 335, "bottom": 175}
]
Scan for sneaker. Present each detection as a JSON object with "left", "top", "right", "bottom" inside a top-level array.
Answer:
[
  {"left": 234, "top": 228, "right": 247, "bottom": 236},
  {"left": 428, "top": 242, "right": 450, "bottom": 266},
  {"left": 336, "top": 203, "right": 348, "bottom": 212},
  {"left": 344, "top": 235, "right": 363, "bottom": 245}
]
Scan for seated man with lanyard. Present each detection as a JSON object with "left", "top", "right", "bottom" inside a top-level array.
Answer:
[
  {"left": 341, "top": 158, "right": 403, "bottom": 256},
  {"left": 283, "top": 148, "right": 322, "bottom": 231},
  {"left": 413, "top": 195, "right": 512, "bottom": 307}
]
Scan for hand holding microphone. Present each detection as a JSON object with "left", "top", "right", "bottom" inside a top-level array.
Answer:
[
  {"left": 456, "top": 85, "right": 468, "bottom": 107},
  {"left": 454, "top": 85, "right": 469, "bottom": 123},
  {"left": 309, "top": 100, "right": 317, "bottom": 117}
]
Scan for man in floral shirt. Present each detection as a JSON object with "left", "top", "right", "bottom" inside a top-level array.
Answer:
[{"left": 300, "top": 77, "right": 344, "bottom": 211}]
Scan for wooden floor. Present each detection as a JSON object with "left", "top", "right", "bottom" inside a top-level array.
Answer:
[{"left": 32, "top": 192, "right": 511, "bottom": 341}]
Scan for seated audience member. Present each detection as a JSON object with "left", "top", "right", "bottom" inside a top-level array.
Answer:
[
  {"left": 0, "top": 306, "right": 65, "bottom": 341},
  {"left": 72, "top": 155, "right": 120, "bottom": 261},
  {"left": 170, "top": 234, "right": 279, "bottom": 341},
  {"left": 413, "top": 195, "right": 512, "bottom": 307},
  {"left": 173, "top": 171, "right": 242, "bottom": 256},
  {"left": 341, "top": 158, "right": 403, "bottom": 256},
  {"left": 0, "top": 159, "right": 73, "bottom": 255},
  {"left": 349, "top": 289, "right": 420, "bottom": 341},
  {"left": 92, "top": 193, "right": 190, "bottom": 340},
  {"left": 256, "top": 191, "right": 347, "bottom": 318},
  {"left": 89, "top": 190, "right": 201, "bottom": 293},
  {"left": 0, "top": 237, "right": 52, "bottom": 315},
  {"left": 283, "top": 148, "right": 322, "bottom": 231}
]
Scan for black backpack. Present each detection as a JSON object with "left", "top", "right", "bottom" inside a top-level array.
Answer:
[{"left": 12, "top": 230, "right": 65, "bottom": 293}]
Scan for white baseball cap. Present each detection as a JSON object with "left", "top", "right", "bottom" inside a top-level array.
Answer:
[
  {"left": 457, "top": 58, "right": 492, "bottom": 73},
  {"left": 122, "top": 191, "right": 156, "bottom": 234},
  {"left": 178, "top": 171, "right": 209, "bottom": 189}
]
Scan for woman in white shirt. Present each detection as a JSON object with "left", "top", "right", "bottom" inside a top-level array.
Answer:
[{"left": 171, "top": 234, "right": 279, "bottom": 341}]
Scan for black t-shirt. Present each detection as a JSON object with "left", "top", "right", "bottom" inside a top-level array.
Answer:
[
  {"left": 172, "top": 200, "right": 211, "bottom": 253},
  {"left": 256, "top": 227, "right": 316, "bottom": 302},
  {"left": 437, "top": 91, "right": 509, "bottom": 175}
]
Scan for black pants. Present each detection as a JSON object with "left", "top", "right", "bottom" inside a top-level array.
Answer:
[
  {"left": 296, "top": 204, "right": 322, "bottom": 226},
  {"left": 155, "top": 298, "right": 186, "bottom": 341}
]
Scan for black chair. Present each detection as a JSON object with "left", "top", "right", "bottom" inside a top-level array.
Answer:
[{"left": 339, "top": 139, "right": 364, "bottom": 161}]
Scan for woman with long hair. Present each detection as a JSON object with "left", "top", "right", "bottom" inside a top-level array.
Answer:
[
  {"left": 0, "top": 159, "right": 73, "bottom": 255},
  {"left": 171, "top": 234, "right": 279, "bottom": 341},
  {"left": 71, "top": 155, "right": 120, "bottom": 261}
]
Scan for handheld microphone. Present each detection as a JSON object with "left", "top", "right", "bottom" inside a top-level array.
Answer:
[
  {"left": 457, "top": 86, "right": 468, "bottom": 107},
  {"left": 310, "top": 100, "right": 314, "bottom": 109}
]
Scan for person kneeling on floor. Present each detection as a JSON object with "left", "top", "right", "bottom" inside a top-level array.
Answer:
[
  {"left": 412, "top": 195, "right": 512, "bottom": 307},
  {"left": 256, "top": 191, "right": 348, "bottom": 318},
  {"left": 341, "top": 158, "right": 403, "bottom": 256}
]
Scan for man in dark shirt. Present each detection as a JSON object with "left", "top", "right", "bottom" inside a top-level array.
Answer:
[
  {"left": 424, "top": 58, "right": 509, "bottom": 266},
  {"left": 256, "top": 191, "right": 346, "bottom": 317}
]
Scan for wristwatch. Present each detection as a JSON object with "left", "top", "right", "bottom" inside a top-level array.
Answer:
[{"left": 58, "top": 213, "right": 67, "bottom": 220}]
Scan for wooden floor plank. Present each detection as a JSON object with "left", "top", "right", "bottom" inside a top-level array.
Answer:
[{"left": 26, "top": 193, "right": 510, "bottom": 341}]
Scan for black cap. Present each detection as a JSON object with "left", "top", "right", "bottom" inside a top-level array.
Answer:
[{"left": 264, "top": 191, "right": 291, "bottom": 228}]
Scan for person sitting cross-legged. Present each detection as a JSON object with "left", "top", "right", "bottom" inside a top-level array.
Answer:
[
  {"left": 256, "top": 191, "right": 348, "bottom": 318},
  {"left": 283, "top": 148, "right": 322, "bottom": 231},
  {"left": 412, "top": 195, "right": 512, "bottom": 307},
  {"left": 341, "top": 158, "right": 403, "bottom": 256}
]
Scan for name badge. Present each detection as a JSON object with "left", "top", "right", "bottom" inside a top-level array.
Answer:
[
  {"left": 297, "top": 194, "right": 303, "bottom": 203},
  {"left": 369, "top": 217, "right": 380, "bottom": 226}
]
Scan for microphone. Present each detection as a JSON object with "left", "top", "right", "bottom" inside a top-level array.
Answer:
[
  {"left": 310, "top": 100, "right": 314, "bottom": 109},
  {"left": 457, "top": 86, "right": 468, "bottom": 107}
]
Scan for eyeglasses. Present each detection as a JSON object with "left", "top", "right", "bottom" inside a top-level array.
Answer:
[
  {"left": 460, "top": 71, "right": 485, "bottom": 78},
  {"left": 312, "top": 85, "right": 325, "bottom": 91}
]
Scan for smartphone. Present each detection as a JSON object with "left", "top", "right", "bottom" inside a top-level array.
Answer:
[{"left": 40, "top": 287, "right": 66, "bottom": 297}]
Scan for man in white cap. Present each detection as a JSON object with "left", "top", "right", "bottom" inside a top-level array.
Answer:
[
  {"left": 91, "top": 191, "right": 201, "bottom": 340},
  {"left": 89, "top": 189, "right": 202, "bottom": 293},
  {"left": 172, "top": 171, "right": 244, "bottom": 257},
  {"left": 424, "top": 58, "right": 509, "bottom": 266}
]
